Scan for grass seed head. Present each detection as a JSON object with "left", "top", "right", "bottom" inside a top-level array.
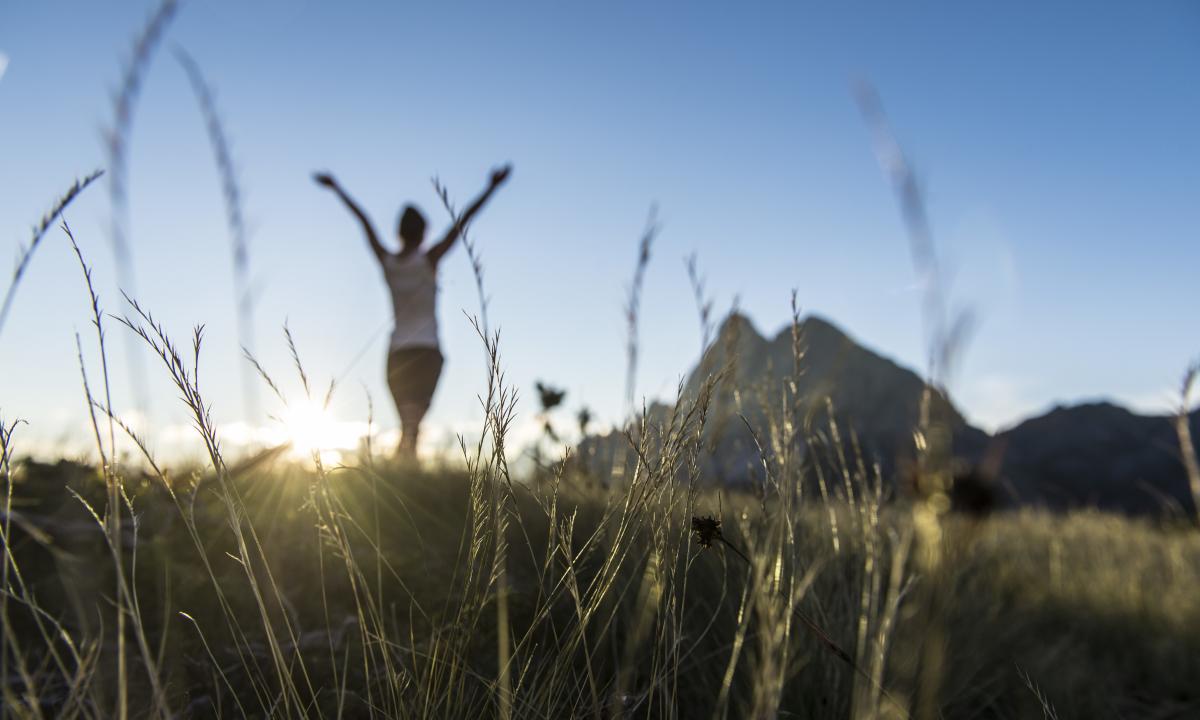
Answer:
[{"left": 691, "top": 514, "right": 722, "bottom": 549}]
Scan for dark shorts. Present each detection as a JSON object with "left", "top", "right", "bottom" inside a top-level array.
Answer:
[{"left": 387, "top": 347, "right": 444, "bottom": 409}]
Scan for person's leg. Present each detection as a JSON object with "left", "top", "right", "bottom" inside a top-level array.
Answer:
[
  {"left": 386, "top": 350, "right": 411, "bottom": 458},
  {"left": 386, "top": 348, "right": 443, "bottom": 461},
  {"left": 397, "top": 403, "right": 428, "bottom": 459}
]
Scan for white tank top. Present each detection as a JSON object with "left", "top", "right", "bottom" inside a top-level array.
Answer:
[{"left": 382, "top": 251, "right": 439, "bottom": 350}]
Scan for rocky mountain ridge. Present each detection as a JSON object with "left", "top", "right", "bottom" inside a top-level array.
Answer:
[{"left": 580, "top": 313, "right": 1198, "bottom": 517}]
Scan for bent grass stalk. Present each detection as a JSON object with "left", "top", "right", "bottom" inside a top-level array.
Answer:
[
  {"left": 175, "top": 47, "right": 261, "bottom": 424},
  {"left": 0, "top": 170, "right": 103, "bottom": 340},
  {"left": 105, "top": 0, "right": 180, "bottom": 415}
]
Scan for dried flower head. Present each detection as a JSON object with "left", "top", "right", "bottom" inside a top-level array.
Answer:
[
  {"left": 691, "top": 515, "right": 723, "bottom": 549},
  {"left": 535, "top": 381, "right": 566, "bottom": 412},
  {"left": 949, "top": 466, "right": 998, "bottom": 518}
]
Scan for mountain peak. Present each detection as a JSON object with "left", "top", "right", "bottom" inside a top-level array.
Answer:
[
  {"left": 683, "top": 310, "right": 987, "bottom": 475},
  {"left": 715, "top": 311, "right": 765, "bottom": 344},
  {"left": 796, "top": 313, "right": 845, "bottom": 337}
]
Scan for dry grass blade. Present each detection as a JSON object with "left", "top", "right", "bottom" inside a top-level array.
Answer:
[
  {"left": 106, "top": 0, "right": 180, "bottom": 269},
  {"left": 65, "top": 224, "right": 176, "bottom": 719},
  {"left": 0, "top": 417, "right": 28, "bottom": 718},
  {"left": 1176, "top": 361, "right": 1200, "bottom": 524},
  {"left": 63, "top": 219, "right": 118, "bottom": 469},
  {"left": 283, "top": 321, "right": 312, "bottom": 400},
  {"left": 0, "top": 170, "right": 104, "bottom": 340},
  {"left": 625, "top": 205, "right": 659, "bottom": 412},
  {"left": 854, "top": 82, "right": 942, "bottom": 334},
  {"left": 1017, "top": 665, "right": 1060, "bottom": 720},
  {"left": 854, "top": 80, "right": 974, "bottom": 388},
  {"left": 433, "top": 177, "right": 490, "bottom": 338},
  {"left": 243, "top": 347, "right": 288, "bottom": 407},
  {"left": 113, "top": 295, "right": 318, "bottom": 713},
  {"left": 685, "top": 252, "right": 715, "bottom": 357},
  {"left": 857, "top": 80, "right": 960, "bottom": 720},
  {"left": 605, "top": 208, "right": 659, "bottom": 489}
]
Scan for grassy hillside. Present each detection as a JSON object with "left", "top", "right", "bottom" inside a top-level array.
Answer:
[{"left": 5, "top": 431, "right": 1200, "bottom": 718}]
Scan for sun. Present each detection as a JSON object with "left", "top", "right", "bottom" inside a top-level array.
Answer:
[{"left": 279, "top": 397, "right": 343, "bottom": 461}]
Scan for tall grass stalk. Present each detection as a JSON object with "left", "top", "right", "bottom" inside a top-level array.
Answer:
[
  {"left": 0, "top": 416, "right": 28, "bottom": 715},
  {"left": 685, "top": 252, "right": 715, "bottom": 359},
  {"left": 624, "top": 206, "right": 658, "bottom": 416},
  {"left": 116, "top": 298, "right": 322, "bottom": 715},
  {"left": 65, "top": 221, "right": 138, "bottom": 719},
  {"left": 430, "top": 172, "right": 516, "bottom": 716},
  {"left": 608, "top": 206, "right": 658, "bottom": 491},
  {"left": 1176, "top": 362, "right": 1200, "bottom": 524},
  {"left": 433, "top": 178, "right": 490, "bottom": 339},
  {"left": 856, "top": 79, "right": 968, "bottom": 719}
]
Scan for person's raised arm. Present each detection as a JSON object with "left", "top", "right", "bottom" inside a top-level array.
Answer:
[
  {"left": 313, "top": 172, "right": 388, "bottom": 264},
  {"left": 426, "top": 164, "right": 512, "bottom": 266}
]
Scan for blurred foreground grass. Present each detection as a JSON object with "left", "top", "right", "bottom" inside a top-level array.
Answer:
[{"left": 4, "top": 454, "right": 1198, "bottom": 719}]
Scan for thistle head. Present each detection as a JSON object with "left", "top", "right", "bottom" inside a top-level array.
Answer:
[{"left": 691, "top": 515, "right": 722, "bottom": 549}]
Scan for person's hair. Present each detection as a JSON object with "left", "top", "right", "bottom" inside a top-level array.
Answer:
[{"left": 398, "top": 205, "right": 427, "bottom": 243}]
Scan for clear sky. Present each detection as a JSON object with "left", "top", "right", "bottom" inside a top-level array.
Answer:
[{"left": 1, "top": 1, "right": 1197, "bottom": 462}]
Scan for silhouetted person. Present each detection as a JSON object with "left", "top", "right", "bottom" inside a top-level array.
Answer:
[{"left": 314, "top": 165, "right": 512, "bottom": 459}]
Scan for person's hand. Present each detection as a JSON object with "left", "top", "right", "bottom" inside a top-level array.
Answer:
[
  {"left": 490, "top": 164, "right": 512, "bottom": 187},
  {"left": 313, "top": 172, "right": 337, "bottom": 189}
]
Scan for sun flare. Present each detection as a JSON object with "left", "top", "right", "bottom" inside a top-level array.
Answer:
[{"left": 279, "top": 397, "right": 343, "bottom": 461}]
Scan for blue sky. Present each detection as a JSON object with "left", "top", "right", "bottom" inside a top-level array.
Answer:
[{"left": 1, "top": 1, "right": 1197, "bottom": 460}]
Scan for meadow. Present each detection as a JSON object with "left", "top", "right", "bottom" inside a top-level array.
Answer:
[
  {"left": 4, "top": 375, "right": 1200, "bottom": 719},
  {"left": 5, "top": 4, "right": 1200, "bottom": 718},
  {"left": 3, "top": 255, "right": 1200, "bottom": 719}
]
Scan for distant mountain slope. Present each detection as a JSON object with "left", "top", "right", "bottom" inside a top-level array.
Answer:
[
  {"left": 578, "top": 312, "right": 1199, "bottom": 517},
  {"left": 677, "top": 312, "right": 989, "bottom": 482},
  {"left": 998, "top": 402, "right": 1198, "bottom": 515},
  {"left": 581, "top": 312, "right": 988, "bottom": 486}
]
